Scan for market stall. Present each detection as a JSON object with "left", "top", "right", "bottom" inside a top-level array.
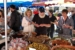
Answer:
[
  {"left": 7, "top": 31, "right": 75, "bottom": 50},
  {"left": 0, "top": 0, "right": 75, "bottom": 50}
]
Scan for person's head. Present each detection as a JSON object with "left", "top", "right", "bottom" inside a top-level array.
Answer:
[
  {"left": 62, "top": 9, "right": 68, "bottom": 17},
  {"left": 57, "top": 13, "right": 62, "bottom": 20},
  {"left": 57, "top": 13, "right": 62, "bottom": 17},
  {"left": 25, "top": 9, "right": 32, "bottom": 17},
  {"left": 45, "top": 7, "right": 49, "bottom": 12},
  {"left": 0, "top": 10, "right": 4, "bottom": 18},
  {"left": 48, "top": 9, "right": 53, "bottom": 16},
  {"left": 10, "top": 5, "right": 16, "bottom": 12},
  {"left": 39, "top": 7, "right": 45, "bottom": 16}
]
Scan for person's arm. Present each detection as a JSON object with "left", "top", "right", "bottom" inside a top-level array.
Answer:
[
  {"left": 40, "top": 16, "right": 51, "bottom": 27},
  {"left": 40, "top": 24, "right": 50, "bottom": 27},
  {"left": 51, "top": 20, "right": 57, "bottom": 24},
  {"left": 44, "top": 24, "right": 50, "bottom": 27},
  {"left": 32, "top": 14, "right": 39, "bottom": 27},
  {"left": 64, "top": 18, "right": 74, "bottom": 29},
  {"left": 58, "top": 17, "right": 62, "bottom": 28},
  {"left": 32, "top": 22, "right": 39, "bottom": 27},
  {"left": 69, "top": 18, "right": 74, "bottom": 29},
  {"left": 10, "top": 14, "right": 15, "bottom": 28},
  {"left": 51, "top": 16, "right": 57, "bottom": 24}
]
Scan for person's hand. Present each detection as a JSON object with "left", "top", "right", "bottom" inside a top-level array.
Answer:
[
  {"left": 35, "top": 24, "right": 39, "bottom": 27},
  {"left": 65, "top": 25, "right": 73, "bottom": 29},
  {"left": 40, "top": 24, "right": 50, "bottom": 27},
  {"left": 28, "top": 22, "right": 32, "bottom": 25},
  {"left": 51, "top": 22, "right": 54, "bottom": 24},
  {"left": 40, "top": 24, "right": 45, "bottom": 27},
  {"left": 63, "top": 24, "right": 70, "bottom": 28},
  {"left": 70, "top": 26, "right": 73, "bottom": 29},
  {"left": 55, "top": 21, "right": 58, "bottom": 25}
]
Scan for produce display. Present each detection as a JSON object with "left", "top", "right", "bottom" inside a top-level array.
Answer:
[
  {"left": 51, "top": 38, "right": 71, "bottom": 46},
  {"left": 54, "top": 48, "right": 72, "bottom": 50},
  {"left": 0, "top": 29, "right": 12, "bottom": 35},
  {"left": 26, "top": 42, "right": 50, "bottom": 50},
  {"left": 28, "top": 36, "right": 44, "bottom": 43},
  {"left": 28, "top": 35, "right": 50, "bottom": 43},
  {"left": 7, "top": 29, "right": 12, "bottom": 34},
  {"left": 7, "top": 32, "right": 75, "bottom": 50},
  {"left": 51, "top": 45, "right": 75, "bottom": 50},
  {"left": 9, "top": 38, "right": 28, "bottom": 50},
  {"left": 37, "top": 35, "right": 50, "bottom": 41}
]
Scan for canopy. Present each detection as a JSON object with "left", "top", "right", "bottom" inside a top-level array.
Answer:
[
  {"left": 61, "top": 4, "right": 75, "bottom": 7},
  {"left": 0, "top": 2, "right": 21, "bottom": 8},
  {"left": 32, "top": 2, "right": 46, "bottom": 6},
  {"left": 7, "top": 2, "right": 22, "bottom": 7},
  {"left": 21, "top": 1, "right": 32, "bottom": 7},
  {"left": 0, "top": 3, "right": 4, "bottom": 8},
  {"left": 0, "top": 1, "right": 33, "bottom": 8}
]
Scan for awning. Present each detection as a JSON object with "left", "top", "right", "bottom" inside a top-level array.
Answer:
[
  {"left": 21, "top": 1, "right": 32, "bottom": 7},
  {"left": 32, "top": 2, "right": 46, "bottom": 6}
]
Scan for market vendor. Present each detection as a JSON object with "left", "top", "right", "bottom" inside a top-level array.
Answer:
[{"left": 32, "top": 7, "right": 50, "bottom": 36}]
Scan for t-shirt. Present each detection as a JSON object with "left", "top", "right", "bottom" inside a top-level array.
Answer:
[
  {"left": 49, "top": 15, "right": 56, "bottom": 22},
  {"left": 32, "top": 14, "right": 50, "bottom": 35},
  {"left": 49, "top": 15, "right": 56, "bottom": 29}
]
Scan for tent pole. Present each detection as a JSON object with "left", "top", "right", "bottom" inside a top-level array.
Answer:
[{"left": 4, "top": 0, "right": 8, "bottom": 50}]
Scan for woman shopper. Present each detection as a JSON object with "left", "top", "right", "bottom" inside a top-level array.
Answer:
[
  {"left": 22, "top": 9, "right": 34, "bottom": 33},
  {"left": 47, "top": 9, "right": 57, "bottom": 38},
  {"left": 58, "top": 9, "right": 74, "bottom": 39}
]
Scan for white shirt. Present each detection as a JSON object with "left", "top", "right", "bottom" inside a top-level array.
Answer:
[
  {"left": 67, "top": 12, "right": 72, "bottom": 19},
  {"left": 8, "top": 11, "right": 11, "bottom": 16},
  {"left": 22, "top": 17, "right": 35, "bottom": 32}
]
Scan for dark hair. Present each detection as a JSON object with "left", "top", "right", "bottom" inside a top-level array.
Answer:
[
  {"left": 10, "top": 5, "right": 16, "bottom": 9},
  {"left": 49, "top": 9, "right": 53, "bottom": 14},
  {"left": 57, "top": 13, "right": 62, "bottom": 17},
  {"left": 62, "top": 9, "right": 68, "bottom": 14},
  {"left": 0, "top": 10, "right": 4, "bottom": 17}
]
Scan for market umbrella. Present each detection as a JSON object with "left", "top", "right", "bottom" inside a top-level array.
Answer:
[
  {"left": 32, "top": 2, "right": 46, "bottom": 6},
  {"left": 7, "top": 2, "right": 22, "bottom": 7},
  {"left": 0, "top": 3, "right": 4, "bottom": 8},
  {"left": 21, "top": 1, "right": 32, "bottom": 7},
  {"left": 0, "top": 2, "right": 22, "bottom": 8}
]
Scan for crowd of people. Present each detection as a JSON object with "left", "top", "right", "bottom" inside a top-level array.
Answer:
[{"left": 0, "top": 5, "right": 74, "bottom": 39}]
